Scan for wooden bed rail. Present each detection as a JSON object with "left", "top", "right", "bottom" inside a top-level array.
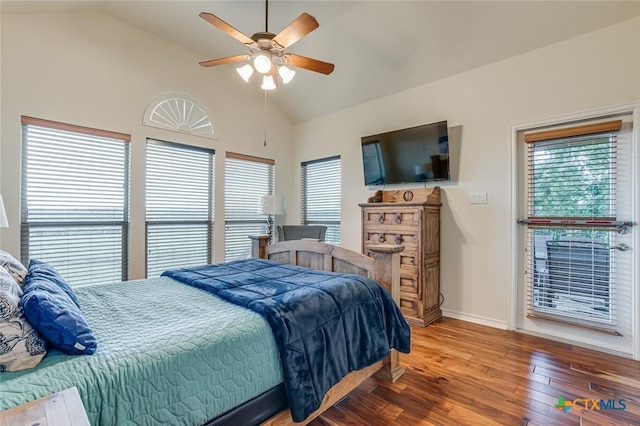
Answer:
[{"left": 249, "top": 236, "right": 406, "bottom": 425}]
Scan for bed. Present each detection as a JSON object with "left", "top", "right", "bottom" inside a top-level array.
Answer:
[{"left": 0, "top": 238, "right": 409, "bottom": 425}]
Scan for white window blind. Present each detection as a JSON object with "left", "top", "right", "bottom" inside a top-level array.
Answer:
[
  {"left": 523, "top": 119, "right": 631, "bottom": 330},
  {"left": 301, "top": 156, "right": 341, "bottom": 245},
  {"left": 145, "top": 140, "right": 214, "bottom": 277},
  {"left": 225, "top": 153, "right": 274, "bottom": 261},
  {"left": 21, "top": 116, "right": 130, "bottom": 286}
]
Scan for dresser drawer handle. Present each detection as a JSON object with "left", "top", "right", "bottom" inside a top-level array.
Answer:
[
  {"left": 378, "top": 213, "right": 385, "bottom": 223},
  {"left": 395, "top": 214, "right": 402, "bottom": 224},
  {"left": 395, "top": 234, "right": 402, "bottom": 245},
  {"left": 379, "top": 234, "right": 385, "bottom": 243}
]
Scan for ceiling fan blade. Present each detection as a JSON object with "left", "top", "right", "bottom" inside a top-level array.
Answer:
[
  {"left": 272, "top": 13, "right": 319, "bottom": 49},
  {"left": 199, "top": 55, "right": 250, "bottom": 67},
  {"left": 286, "top": 54, "right": 335, "bottom": 75},
  {"left": 199, "top": 12, "right": 254, "bottom": 45}
]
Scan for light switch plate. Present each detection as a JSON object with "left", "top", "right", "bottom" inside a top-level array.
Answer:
[{"left": 470, "top": 192, "right": 488, "bottom": 204}]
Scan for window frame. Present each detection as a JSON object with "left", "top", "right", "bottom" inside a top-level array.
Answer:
[
  {"left": 224, "top": 152, "right": 275, "bottom": 262},
  {"left": 301, "top": 155, "right": 342, "bottom": 245},
  {"left": 520, "top": 118, "right": 629, "bottom": 331},
  {"left": 145, "top": 139, "right": 215, "bottom": 277},
  {"left": 20, "top": 116, "right": 131, "bottom": 285}
]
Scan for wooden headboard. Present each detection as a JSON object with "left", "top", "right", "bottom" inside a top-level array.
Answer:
[{"left": 249, "top": 236, "right": 404, "bottom": 305}]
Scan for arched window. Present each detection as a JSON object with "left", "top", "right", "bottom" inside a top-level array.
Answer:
[{"left": 143, "top": 93, "right": 215, "bottom": 139}]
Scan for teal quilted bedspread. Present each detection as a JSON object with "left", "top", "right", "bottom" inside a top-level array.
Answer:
[{"left": 0, "top": 277, "right": 283, "bottom": 425}]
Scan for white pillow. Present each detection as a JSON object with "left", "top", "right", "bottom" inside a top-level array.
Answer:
[
  {"left": 0, "top": 250, "right": 27, "bottom": 285},
  {"left": 0, "top": 315, "right": 47, "bottom": 372},
  {"left": 0, "top": 268, "right": 22, "bottom": 320},
  {"left": 0, "top": 268, "right": 47, "bottom": 372}
]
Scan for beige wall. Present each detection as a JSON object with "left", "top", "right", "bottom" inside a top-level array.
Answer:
[
  {"left": 0, "top": 11, "right": 295, "bottom": 278},
  {"left": 293, "top": 17, "right": 640, "bottom": 327}
]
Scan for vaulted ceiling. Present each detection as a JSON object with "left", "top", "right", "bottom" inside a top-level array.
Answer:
[{"left": 3, "top": 1, "right": 640, "bottom": 123}]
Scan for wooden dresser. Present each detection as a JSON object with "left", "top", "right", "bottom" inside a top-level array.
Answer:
[{"left": 360, "top": 187, "right": 442, "bottom": 326}]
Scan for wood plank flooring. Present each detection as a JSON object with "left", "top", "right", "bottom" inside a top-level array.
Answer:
[{"left": 309, "top": 318, "right": 640, "bottom": 426}]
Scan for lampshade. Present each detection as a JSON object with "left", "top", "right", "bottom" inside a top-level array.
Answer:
[
  {"left": 260, "top": 195, "right": 284, "bottom": 215},
  {"left": 236, "top": 52, "right": 297, "bottom": 89},
  {"left": 236, "top": 64, "right": 254, "bottom": 83},
  {"left": 278, "top": 66, "right": 295, "bottom": 84},
  {"left": 261, "top": 75, "right": 277, "bottom": 91},
  {"left": 253, "top": 52, "right": 272, "bottom": 74},
  {"left": 0, "top": 195, "right": 8, "bottom": 228}
]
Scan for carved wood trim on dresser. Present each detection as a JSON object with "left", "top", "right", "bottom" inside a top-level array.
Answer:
[{"left": 359, "top": 187, "right": 442, "bottom": 326}]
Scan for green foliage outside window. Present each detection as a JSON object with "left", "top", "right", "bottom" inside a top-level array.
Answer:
[{"left": 531, "top": 140, "right": 613, "bottom": 243}]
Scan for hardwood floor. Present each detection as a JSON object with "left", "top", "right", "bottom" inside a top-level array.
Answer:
[{"left": 309, "top": 318, "right": 640, "bottom": 426}]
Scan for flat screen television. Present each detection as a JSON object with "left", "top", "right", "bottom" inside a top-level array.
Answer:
[{"left": 361, "top": 120, "right": 449, "bottom": 185}]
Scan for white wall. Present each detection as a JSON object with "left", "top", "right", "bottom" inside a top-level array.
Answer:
[
  {"left": 293, "top": 17, "right": 640, "bottom": 327},
  {"left": 0, "top": 11, "right": 294, "bottom": 278}
]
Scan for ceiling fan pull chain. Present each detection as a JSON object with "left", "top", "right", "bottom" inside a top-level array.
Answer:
[{"left": 263, "top": 89, "right": 268, "bottom": 147}]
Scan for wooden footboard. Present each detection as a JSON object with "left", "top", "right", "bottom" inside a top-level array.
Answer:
[
  {"left": 261, "top": 360, "right": 383, "bottom": 426},
  {"left": 249, "top": 236, "right": 406, "bottom": 425}
]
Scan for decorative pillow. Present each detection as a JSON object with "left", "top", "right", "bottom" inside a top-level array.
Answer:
[
  {"left": 27, "top": 259, "right": 80, "bottom": 307},
  {"left": 22, "top": 262, "right": 96, "bottom": 355},
  {"left": 0, "top": 268, "right": 22, "bottom": 321},
  {"left": 0, "top": 313, "right": 47, "bottom": 372},
  {"left": 28, "top": 259, "right": 80, "bottom": 307},
  {"left": 0, "top": 250, "right": 27, "bottom": 285},
  {"left": 0, "top": 268, "right": 47, "bottom": 371}
]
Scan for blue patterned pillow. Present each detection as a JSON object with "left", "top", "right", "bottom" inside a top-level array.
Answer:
[
  {"left": 27, "top": 259, "right": 80, "bottom": 307},
  {"left": 21, "top": 262, "right": 96, "bottom": 355}
]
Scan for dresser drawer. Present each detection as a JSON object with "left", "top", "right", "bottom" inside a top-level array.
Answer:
[
  {"left": 364, "top": 242, "right": 419, "bottom": 272},
  {"left": 399, "top": 254, "right": 418, "bottom": 271},
  {"left": 399, "top": 292, "right": 418, "bottom": 317},
  {"left": 362, "top": 208, "right": 421, "bottom": 228},
  {"left": 363, "top": 230, "right": 418, "bottom": 247},
  {"left": 400, "top": 274, "right": 419, "bottom": 294}
]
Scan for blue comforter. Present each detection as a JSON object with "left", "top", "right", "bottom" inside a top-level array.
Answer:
[{"left": 162, "top": 258, "right": 410, "bottom": 422}]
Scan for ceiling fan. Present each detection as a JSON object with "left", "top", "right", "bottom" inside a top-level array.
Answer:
[{"left": 199, "top": 0, "right": 335, "bottom": 90}]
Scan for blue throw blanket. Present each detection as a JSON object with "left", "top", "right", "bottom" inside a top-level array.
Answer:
[{"left": 162, "top": 258, "right": 411, "bottom": 422}]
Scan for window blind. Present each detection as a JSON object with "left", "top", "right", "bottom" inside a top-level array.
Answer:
[
  {"left": 301, "top": 156, "right": 341, "bottom": 245},
  {"left": 523, "top": 120, "right": 627, "bottom": 329},
  {"left": 225, "top": 153, "right": 274, "bottom": 261},
  {"left": 527, "top": 132, "right": 617, "bottom": 221},
  {"left": 21, "top": 116, "right": 130, "bottom": 286},
  {"left": 145, "top": 140, "right": 214, "bottom": 277}
]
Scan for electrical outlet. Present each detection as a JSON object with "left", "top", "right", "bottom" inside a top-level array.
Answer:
[{"left": 469, "top": 192, "right": 488, "bottom": 204}]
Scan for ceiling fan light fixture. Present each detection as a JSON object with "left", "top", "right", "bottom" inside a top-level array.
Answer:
[
  {"left": 261, "top": 75, "right": 277, "bottom": 91},
  {"left": 236, "top": 64, "right": 254, "bottom": 82},
  {"left": 253, "top": 52, "right": 272, "bottom": 74},
  {"left": 278, "top": 66, "right": 295, "bottom": 84},
  {"left": 199, "top": 6, "right": 334, "bottom": 91}
]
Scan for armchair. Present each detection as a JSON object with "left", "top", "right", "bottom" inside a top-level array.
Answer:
[{"left": 276, "top": 225, "right": 327, "bottom": 242}]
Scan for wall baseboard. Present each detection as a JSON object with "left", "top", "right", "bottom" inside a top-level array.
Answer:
[{"left": 441, "top": 309, "right": 508, "bottom": 330}]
